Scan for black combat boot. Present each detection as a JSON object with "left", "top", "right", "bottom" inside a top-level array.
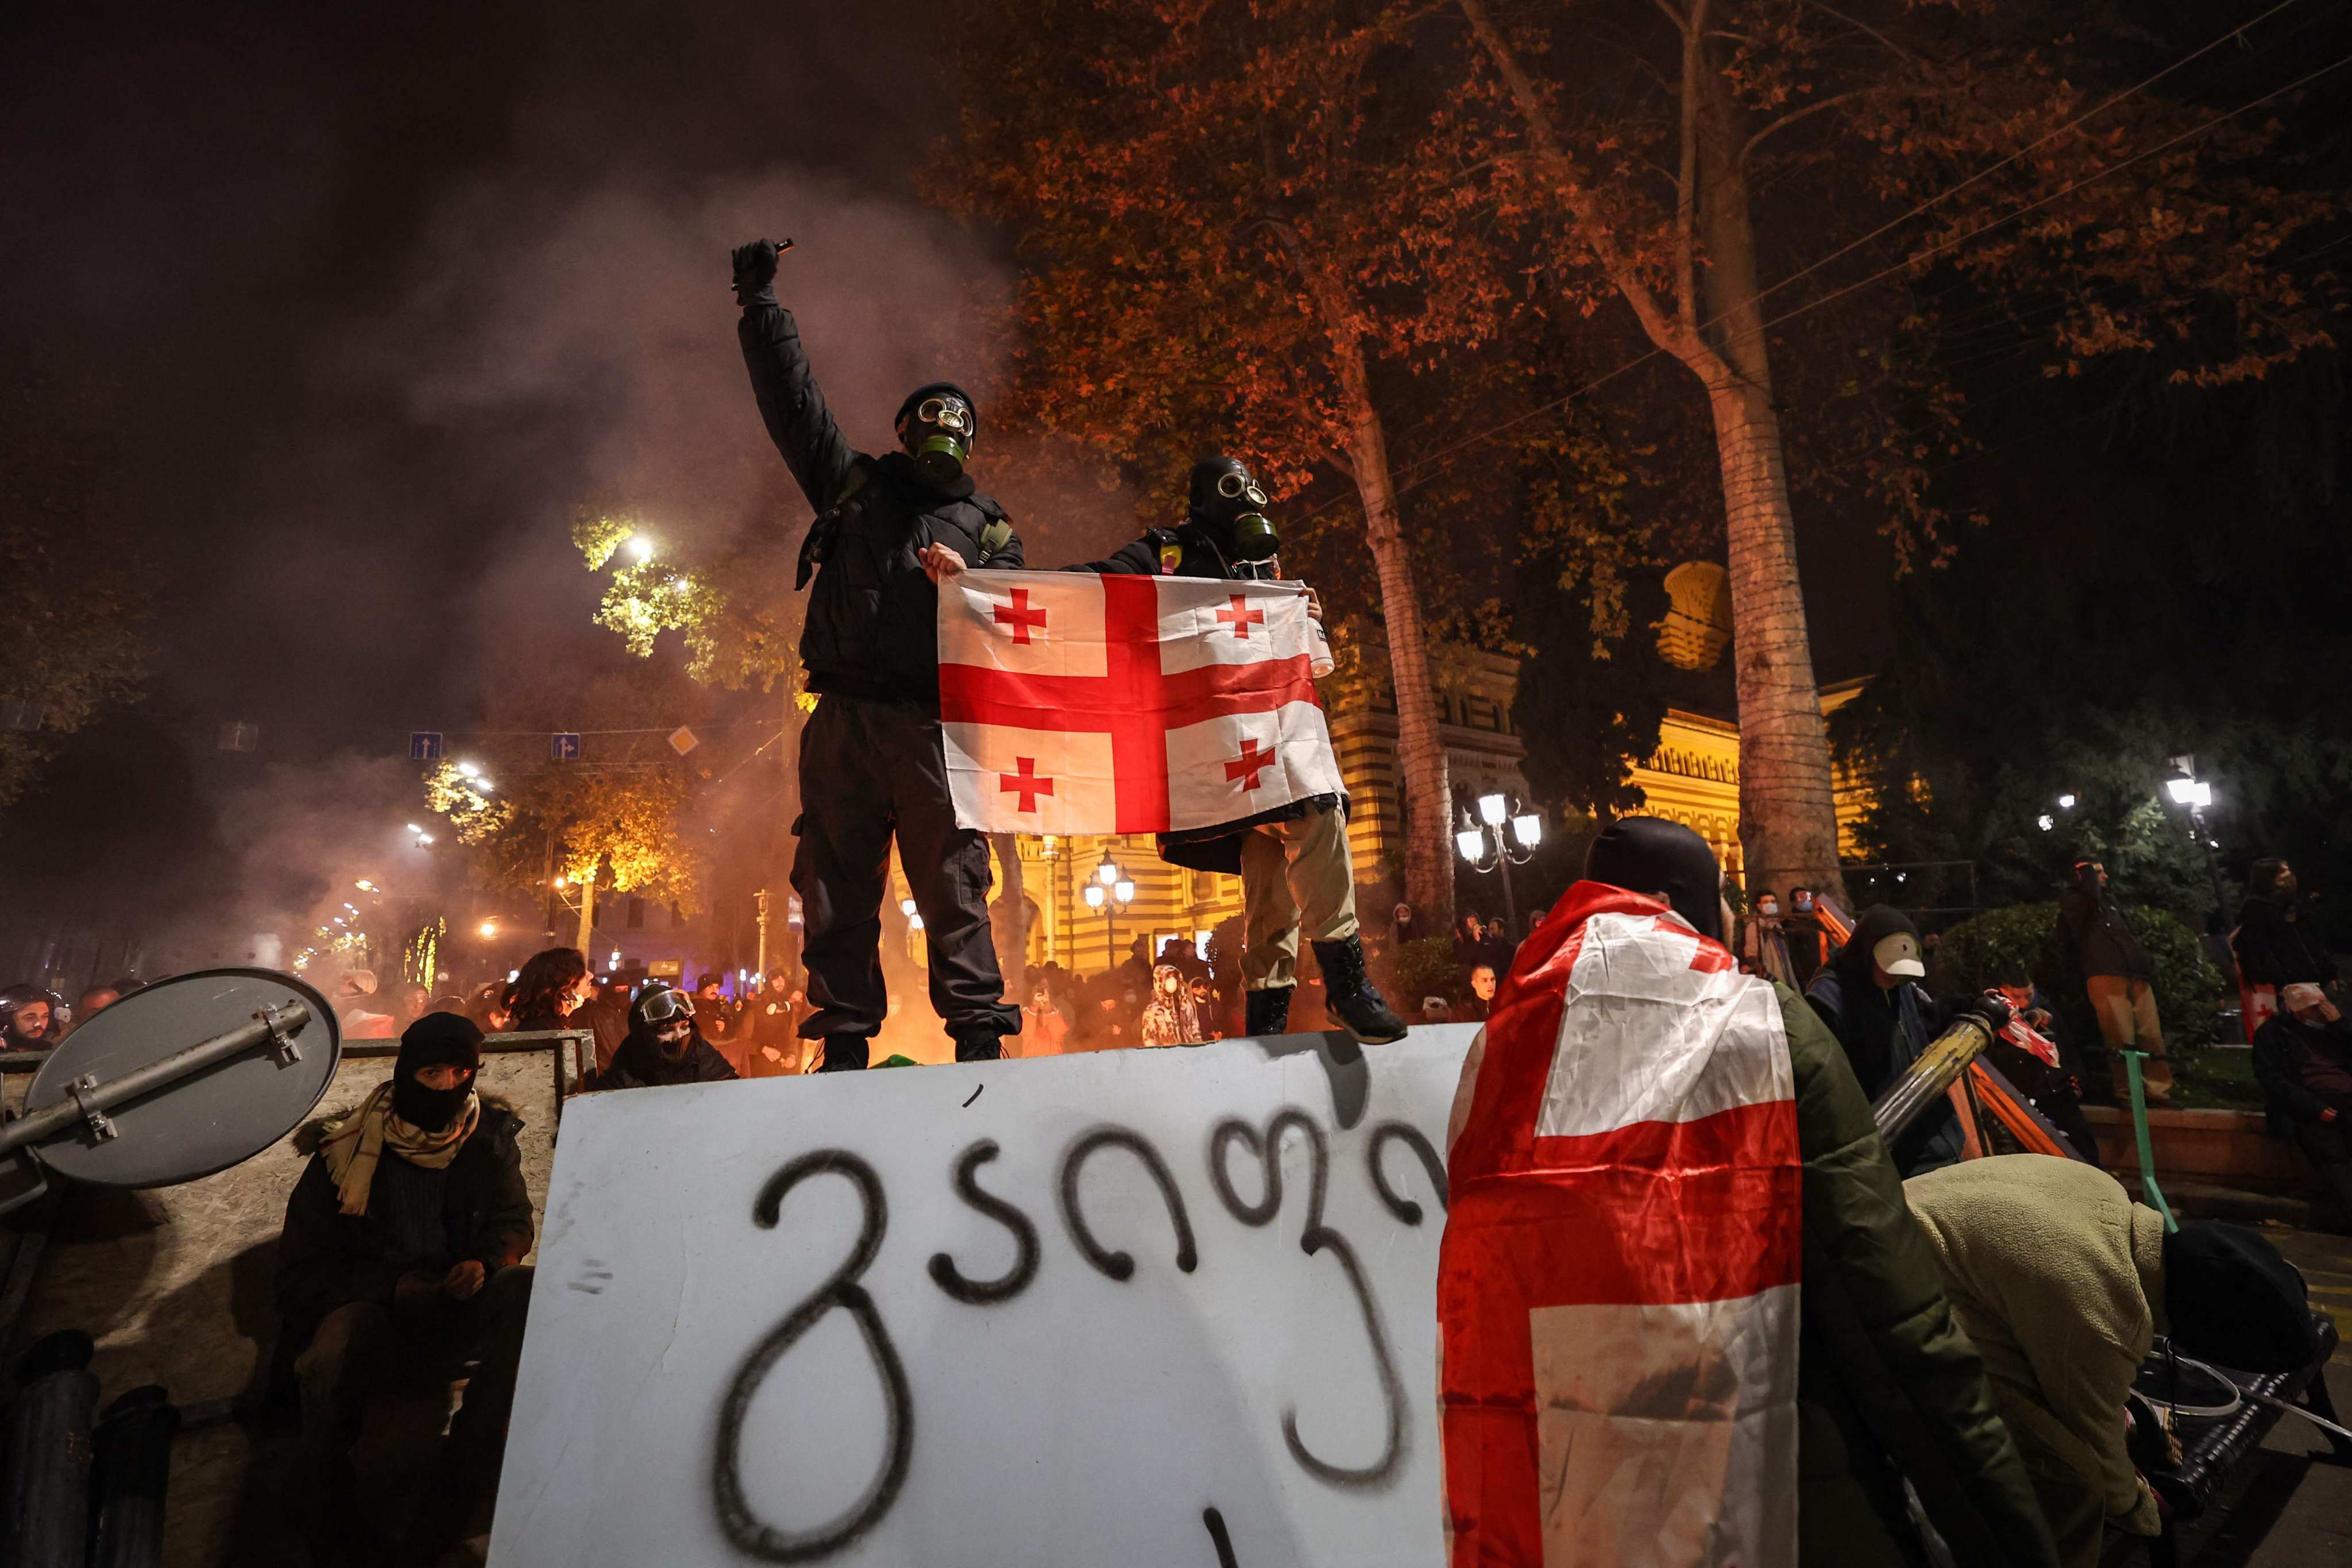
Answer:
[
  {"left": 1243, "top": 986, "right": 1293, "bottom": 1038},
  {"left": 1312, "top": 936, "right": 1408, "bottom": 1045},
  {"left": 817, "top": 1034, "right": 871, "bottom": 1072},
  {"left": 952, "top": 1030, "right": 1004, "bottom": 1064}
]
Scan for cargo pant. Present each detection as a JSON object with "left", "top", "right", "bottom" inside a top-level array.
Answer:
[
  {"left": 1238, "top": 802, "right": 1360, "bottom": 992},
  {"left": 2085, "top": 975, "right": 2172, "bottom": 1101}
]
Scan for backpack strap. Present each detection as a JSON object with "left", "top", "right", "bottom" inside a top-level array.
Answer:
[{"left": 971, "top": 496, "right": 1014, "bottom": 565}]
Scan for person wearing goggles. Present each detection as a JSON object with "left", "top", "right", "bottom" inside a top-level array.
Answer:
[
  {"left": 589, "top": 983, "right": 738, "bottom": 1092},
  {"left": 729, "top": 236, "right": 1026, "bottom": 1072},
  {"left": 923, "top": 452, "right": 1404, "bottom": 1048}
]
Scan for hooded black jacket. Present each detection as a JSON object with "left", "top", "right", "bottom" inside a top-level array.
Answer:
[
  {"left": 2236, "top": 897, "right": 2334, "bottom": 988},
  {"left": 274, "top": 1099, "right": 533, "bottom": 1354},
  {"left": 737, "top": 303, "right": 1022, "bottom": 704},
  {"left": 590, "top": 1023, "right": 738, "bottom": 1092}
]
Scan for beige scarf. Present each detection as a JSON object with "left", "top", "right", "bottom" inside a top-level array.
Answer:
[{"left": 316, "top": 1080, "right": 481, "bottom": 1216}]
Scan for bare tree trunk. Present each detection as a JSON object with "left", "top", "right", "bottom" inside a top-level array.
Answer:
[
  {"left": 576, "top": 876, "right": 596, "bottom": 953},
  {"left": 1456, "top": 0, "right": 1847, "bottom": 899}
]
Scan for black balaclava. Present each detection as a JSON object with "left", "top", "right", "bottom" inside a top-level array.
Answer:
[
  {"left": 2164, "top": 1221, "right": 2317, "bottom": 1373},
  {"left": 393, "top": 1013, "right": 482, "bottom": 1131},
  {"left": 629, "top": 985, "right": 701, "bottom": 1065},
  {"left": 1582, "top": 816, "right": 1724, "bottom": 941},
  {"left": 895, "top": 381, "right": 979, "bottom": 489},
  {"left": 1185, "top": 455, "right": 1279, "bottom": 565}
]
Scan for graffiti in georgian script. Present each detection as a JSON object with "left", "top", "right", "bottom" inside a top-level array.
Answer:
[{"left": 491, "top": 1026, "right": 1481, "bottom": 1568}]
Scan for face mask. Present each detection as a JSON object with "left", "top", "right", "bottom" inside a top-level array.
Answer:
[
  {"left": 394, "top": 1069, "right": 473, "bottom": 1132},
  {"left": 1791, "top": 894, "right": 1812, "bottom": 912},
  {"left": 1756, "top": 900, "right": 1778, "bottom": 917},
  {"left": 1189, "top": 459, "right": 1279, "bottom": 561},
  {"left": 903, "top": 393, "right": 975, "bottom": 487},
  {"left": 655, "top": 1021, "right": 694, "bottom": 1059}
]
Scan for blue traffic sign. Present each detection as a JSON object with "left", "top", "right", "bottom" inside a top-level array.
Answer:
[
  {"left": 551, "top": 732, "right": 582, "bottom": 761},
  {"left": 409, "top": 732, "right": 445, "bottom": 761}
]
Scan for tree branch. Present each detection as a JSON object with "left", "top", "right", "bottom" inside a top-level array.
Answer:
[
  {"left": 1793, "top": 0, "right": 1917, "bottom": 64},
  {"left": 1738, "top": 87, "right": 1870, "bottom": 164}
]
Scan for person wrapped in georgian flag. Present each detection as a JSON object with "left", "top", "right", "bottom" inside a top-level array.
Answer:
[{"left": 1438, "top": 818, "right": 2057, "bottom": 1568}]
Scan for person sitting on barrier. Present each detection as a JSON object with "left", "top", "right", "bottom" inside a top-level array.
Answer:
[
  {"left": 2252, "top": 982, "right": 2352, "bottom": 1233},
  {"left": 589, "top": 982, "right": 737, "bottom": 1092},
  {"left": 1905, "top": 1154, "right": 2319, "bottom": 1568},
  {"left": 275, "top": 1013, "right": 536, "bottom": 1558},
  {"left": 1473, "top": 818, "right": 2058, "bottom": 1567},
  {"left": 1807, "top": 905, "right": 1975, "bottom": 1177}
]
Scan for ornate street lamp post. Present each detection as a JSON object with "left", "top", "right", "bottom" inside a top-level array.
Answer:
[{"left": 1454, "top": 793, "right": 1543, "bottom": 937}]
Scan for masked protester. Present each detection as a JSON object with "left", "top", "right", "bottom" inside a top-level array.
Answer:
[
  {"left": 2056, "top": 860, "right": 2171, "bottom": 1103},
  {"left": 1740, "top": 892, "right": 1799, "bottom": 986},
  {"left": 2252, "top": 982, "right": 2352, "bottom": 1230},
  {"left": 1907, "top": 1157, "right": 2319, "bottom": 1567},
  {"left": 590, "top": 983, "right": 738, "bottom": 1092},
  {"left": 274, "top": 1014, "right": 534, "bottom": 1560},
  {"left": 1806, "top": 905, "right": 1975, "bottom": 1177},
  {"left": 731, "top": 238, "right": 1022, "bottom": 1072},
  {"left": 1441, "top": 817, "right": 2057, "bottom": 1568},
  {"left": 926, "top": 453, "right": 1403, "bottom": 1045},
  {"left": 1782, "top": 885, "right": 1828, "bottom": 986},
  {"left": 1138, "top": 963, "right": 1204, "bottom": 1047}
]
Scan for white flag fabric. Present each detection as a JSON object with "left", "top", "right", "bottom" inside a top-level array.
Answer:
[
  {"left": 937, "top": 570, "right": 1343, "bottom": 835},
  {"left": 1440, "top": 882, "right": 1803, "bottom": 1568}
]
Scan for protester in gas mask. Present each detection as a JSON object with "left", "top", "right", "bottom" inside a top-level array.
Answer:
[
  {"left": 275, "top": 1013, "right": 534, "bottom": 1559},
  {"left": 1907, "top": 1157, "right": 2318, "bottom": 1566},
  {"left": 589, "top": 983, "right": 738, "bottom": 1092},
  {"left": 926, "top": 451, "right": 1403, "bottom": 1046},
  {"left": 1808, "top": 905, "right": 1982, "bottom": 1176},
  {"left": 730, "top": 238, "right": 1023, "bottom": 1072},
  {"left": 2056, "top": 860, "right": 2171, "bottom": 1103}
]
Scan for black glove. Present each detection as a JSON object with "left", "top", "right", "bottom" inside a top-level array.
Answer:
[
  {"left": 1955, "top": 994, "right": 2011, "bottom": 1034},
  {"left": 731, "top": 240, "right": 779, "bottom": 308}
]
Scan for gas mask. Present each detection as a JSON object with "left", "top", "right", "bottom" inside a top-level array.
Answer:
[
  {"left": 1187, "top": 457, "right": 1279, "bottom": 566},
  {"left": 897, "top": 384, "right": 978, "bottom": 489}
]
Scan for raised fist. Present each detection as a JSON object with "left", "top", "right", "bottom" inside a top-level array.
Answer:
[{"left": 731, "top": 240, "right": 780, "bottom": 307}]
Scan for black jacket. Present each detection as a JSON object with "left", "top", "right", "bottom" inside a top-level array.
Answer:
[
  {"left": 2057, "top": 885, "right": 2154, "bottom": 982},
  {"left": 2236, "top": 898, "right": 2333, "bottom": 988},
  {"left": 273, "top": 1101, "right": 534, "bottom": 1353},
  {"left": 590, "top": 1027, "right": 738, "bottom": 1092},
  {"left": 2251, "top": 1012, "right": 2352, "bottom": 1137},
  {"left": 1057, "top": 524, "right": 1341, "bottom": 874},
  {"left": 738, "top": 303, "right": 1023, "bottom": 704}
]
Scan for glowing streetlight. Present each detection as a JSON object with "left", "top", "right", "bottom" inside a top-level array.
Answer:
[
  {"left": 1457, "top": 795, "right": 1542, "bottom": 935},
  {"left": 900, "top": 898, "right": 918, "bottom": 917},
  {"left": 405, "top": 824, "right": 422, "bottom": 834},
  {"left": 2037, "top": 814, "right": 2055, "bottom": 832},
  {"left": 2164, "top": 777, "right": 2212, "bottom": 809},
  {"left": 478, "top": 921, "right": 497, "bottom": 939},
  {"left": 1476, "top": 793, "right": 1509, "bottom": 827},
  {"left": 354, "top": 879, "right": 375, "bottom": 892},
  {"left": 625, "top": 535, "right": 655, "bottom": 563},
  {"left": 457, "top": 761, "right": 480, "bottom": 779},
  {"left": 2057, "top": 793, "right": 2076, "bottom": 810}
]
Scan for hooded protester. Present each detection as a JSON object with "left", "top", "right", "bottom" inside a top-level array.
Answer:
[
  {"left": 1782, "top": 885, "right": 1828, "bottom": 986},
  {"left": 1806, "top": 905, "right": 1970, "bottom": 1176},
  {"left": 2251, "top": 981, "right": 2352, "bottom": 1229},
  {"left": 590, "top": 983, "right": 738, "bottom": 1092},
  {"left": 1442, "top": 817, "right": 2056, "bottom": 1568},
  {"left": 0, "top": 984, "right": 57, "bottom": 1049},
  {"left": 926, "top": 451, "right": 1405, "bottom": 1047},
  {"left": 1138, "top": 963, "right": 1204, "bottom": 1047},
  {"left": 2057, "top": 860, "right": 2171, "bottom": 1103},
  {"left": 731, "top": 238, "right": 1024, "bottom": 1072},
  {"left": 274, "top": 1013, "right": 534, "bottom": 1559},
  {"left": 1907, "top": 1156, "right": 2319, "bottom": 1567}
]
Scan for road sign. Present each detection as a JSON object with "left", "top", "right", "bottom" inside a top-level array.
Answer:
[
  {"left": 667, "top": 726, "right": 699, "bottom": 756},
  {"left": 410, "top": 732, "right": 445, "bottom": 761},
  {"left": 551, "top": 732, "right": 582, "bottom": 761}
]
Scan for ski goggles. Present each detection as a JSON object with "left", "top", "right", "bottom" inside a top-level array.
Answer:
[{"left": 639, "top": 988, "right": 696, "bottom": 1024}]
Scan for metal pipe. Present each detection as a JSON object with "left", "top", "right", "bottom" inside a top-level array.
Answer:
[
  {"left": 0, "top": 1000, "right": 312, "bottom": 1160},
  {"left": 3, "top": 1330, "right": 99, "bottom": 1568},
  {"left": 1870, "top": 1015, "right": 1999, "bottom": 1146},
  {"left": 88, "top": 1386, "right": 177, "bottom": 1568}
]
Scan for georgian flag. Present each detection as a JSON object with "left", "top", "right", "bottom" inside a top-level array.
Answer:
[
  {"left": 1439, "top": 882, "right": 1802, "bottom": 1568},
  {"left": 937, "top": 570, "right": 1343, "bottom": 835}
]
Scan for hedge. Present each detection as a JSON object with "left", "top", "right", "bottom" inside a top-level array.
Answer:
[{"left": 1928, "top": 900, "right": 2226, "bottom": 1052}]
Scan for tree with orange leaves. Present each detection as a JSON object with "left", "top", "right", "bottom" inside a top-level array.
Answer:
[{"left": 935, "top": 0, "right": 1511, "bottom": 928}]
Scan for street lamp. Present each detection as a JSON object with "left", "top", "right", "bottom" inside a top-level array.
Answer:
[
  {"left": 1083, "top": 848, "right": 1133, "bottom": 973},
  {"left": 2162, "top": 757, "right": 2230, "bottom": 930},
  {"left": 1456, "top": 793, "right": 1542, "bottom": 936},
  {"left": 625, "top": 535, "right": 655, "bottom": 563}
]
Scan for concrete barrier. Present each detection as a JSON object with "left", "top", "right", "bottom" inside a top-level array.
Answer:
[{"left": 2080, "top": 1104, "right": 2307, "bottom": 1194}]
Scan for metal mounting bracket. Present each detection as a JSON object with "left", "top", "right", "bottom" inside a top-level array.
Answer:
[
  {"left": 256, "top": 1003, "right": 303, "bottom": 1067},
  {"left": 68, "top": 1075, "right": 118, "bottom": 1143}
]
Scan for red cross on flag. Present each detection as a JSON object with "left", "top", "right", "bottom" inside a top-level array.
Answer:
[
  {"left": 938, "top": 570, "right": 1343, "bottom": 835},
  {"left": 1439, "top": 882, "right": 1801, "bottom": 1568}
]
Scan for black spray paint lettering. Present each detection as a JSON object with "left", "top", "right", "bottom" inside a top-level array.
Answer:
[
  {"left": 926, "top": 1138, "right": 1041, "bottom": 1304},
  {"left": 1202, "top": 1505, "right": 1241, "bottom": 1567},
  {"left": 713, "top": 1149, "right": 915, "bottom": 1563},
  {"left": 1058, "top": 1126, "right": 1199, "bottom": 1281},
  {"left": 1365, "top": 1122, "right": 1449, "bottom": 1226},
  {"left": 1207, "top": 1109, "right": 1409, "bottom": 1490}
]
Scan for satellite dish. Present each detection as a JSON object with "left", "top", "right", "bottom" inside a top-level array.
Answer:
[{"left": 6, "top": 969, "right": 341, "bottom": 1201}]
